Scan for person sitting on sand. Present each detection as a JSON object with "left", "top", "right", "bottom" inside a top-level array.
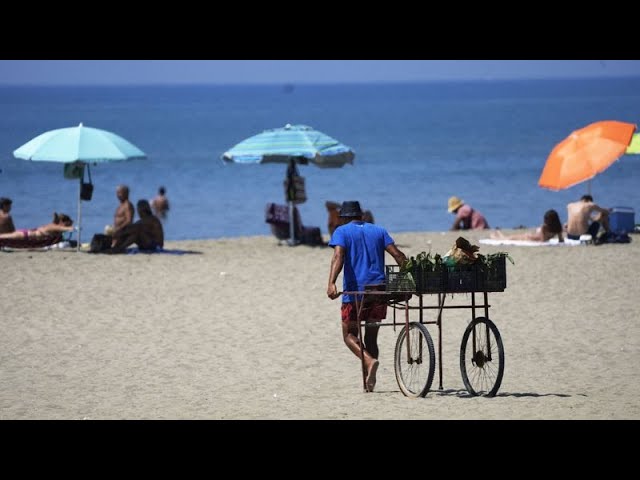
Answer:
[
  {"left": 109, "top": 199, "right": 164, "bottom": 253},
  {"left": 326, "top": 201, "right": 343, "bottom": 237},
  {"left": 491, "top": 209, "right": 564, "bottom": 242},
  {"left": 448, "top": 196, "right": 489, "bottom": 230},
  {"left": 105, "top": 184, "right": 134, "bottom": 236},
  {"left": 0, "top": 197, "right": 16, "bottom": 234},
  {"left": 566, "top": 194, "right": 610, "bottom": 240},
  {"left": 326, "top": 200, "right": 375, "bottom": 237},
  {"left": 0, "top": 212, "right": 74, "bottom": 240}
]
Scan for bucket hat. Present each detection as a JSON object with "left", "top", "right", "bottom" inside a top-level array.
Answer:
[{"left": 339, "top": 200, "right": 363, "bottom": 218}]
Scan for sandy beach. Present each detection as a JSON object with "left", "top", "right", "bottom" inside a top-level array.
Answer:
[{"left": 1, "top": 230, "right": 639, "bottom": 419}]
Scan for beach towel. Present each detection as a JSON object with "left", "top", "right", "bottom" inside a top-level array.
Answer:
[
  {"left": 479, "top": 238, "right": 582, "bottom": 247},
  {"left": 0, "top": 234, "right": 63, "bottom": 250}
]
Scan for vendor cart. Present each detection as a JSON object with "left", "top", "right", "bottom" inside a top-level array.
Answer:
[{"left": 343, "top": 256, "right": 507, "bottom": 397}]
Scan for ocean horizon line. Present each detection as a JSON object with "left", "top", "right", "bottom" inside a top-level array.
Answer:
[{"left": 2, "top": 76, "right": 640, "bottom": 88}]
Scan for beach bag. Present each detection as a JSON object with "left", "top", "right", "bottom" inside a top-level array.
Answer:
[
  {"left": 443, "top": 237, "right": 480, "bottom": 266},
  {"left": 284, "top": 175, "right": 307, "bottom": 204},
  {"left": 89, "top": 233, "right": 112, "bottom": 253},
  {"left": 301, "top": 226, "right": 324, "bottom": 246},
  {"left": 80, "top": 164, "right": 94, "bottom": 201},
  {"left": 596, "top": 231, "right": 632, "bottom": 245}
]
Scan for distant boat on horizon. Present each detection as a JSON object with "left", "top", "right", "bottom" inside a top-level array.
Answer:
[{"left": 282, "top": 84, "right": 295, "bottom": 94}]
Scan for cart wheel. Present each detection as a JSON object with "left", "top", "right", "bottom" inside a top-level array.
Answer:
[
  {"left": 394, "top": 322, "right": 436, "bottom": 398},
  {"left": 460, "top": 317, "right": 504, "bottom": 397}
]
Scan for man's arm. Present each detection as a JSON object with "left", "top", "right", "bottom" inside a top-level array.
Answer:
[
  {"left": 327, "top": 245, "right": 345, "bottom": 299},
  {"left": 386, "top": 243, "right": 407, "bottom": 267},
  {"left": 450, "top": 212, "right": 463, "bottom": 231},
  {"left": 591, "top": 203, "right": 610, "bottom": 217},
  {"left": 125, "top": 203, "right": 135, "bottom": 225}
]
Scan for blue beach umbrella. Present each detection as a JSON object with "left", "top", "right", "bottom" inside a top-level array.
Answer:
[
  {"left": 222, "top": 124, "right": 355, "bottom": 244},
  {"left": 221, "top": 123, "right": 355, "bottom": 168},
  {"left": 13, "top": 123, "right": 147, "bottom": 249}
]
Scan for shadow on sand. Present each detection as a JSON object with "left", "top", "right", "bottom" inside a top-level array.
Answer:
[
  {"left": 126, "top": 248, "right": 203, "bottom": 255},
  {"left": 368, "top": 388, "right": 572, "bottom": 398}
]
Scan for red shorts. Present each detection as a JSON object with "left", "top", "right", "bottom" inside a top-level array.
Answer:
[{"left": 341, "top": 302, "right": 387, "bottom": 324}]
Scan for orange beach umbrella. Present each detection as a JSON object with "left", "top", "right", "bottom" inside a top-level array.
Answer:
[{"left": 538, "top": 120, "right": 636, "bottom": 193}]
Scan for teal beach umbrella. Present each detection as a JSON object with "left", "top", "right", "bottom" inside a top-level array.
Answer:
[
  {"left": 222, "top": 124, "right": 355, "bottom": 244},
  {"left": 221, "top": 123, "right": 355, "bottom": 168},
  {"left": 13, "top": 123, "right": 146, "bottom": 249}
]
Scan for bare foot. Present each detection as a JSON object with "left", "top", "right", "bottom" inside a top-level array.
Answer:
[{"left": 366, "top": 359, "right": 379, "bottom": 392}]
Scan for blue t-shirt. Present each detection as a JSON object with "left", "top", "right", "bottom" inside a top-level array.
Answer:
[{"left": 329, "top": 221, "right": 395, "bottom": 303}]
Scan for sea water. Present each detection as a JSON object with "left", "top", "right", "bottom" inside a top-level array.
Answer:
[{"left": 1, "top": 78, "right": 639, "bottom": 241}]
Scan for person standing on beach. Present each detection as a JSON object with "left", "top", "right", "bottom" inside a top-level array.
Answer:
[
  {"left": 327, "top": 201, "right": 407, "bottom": 393},
  {"left": 151, "top": 186, "right": 170, "bottom": 220},
  {"left": 105, "top": 185, "right": 135, "bottom": 236},
  {"left": 0, "top": 197, "right": 16, "bottom": 234},
  {"left": 566, "top": 194, "right": 610, "bottom": 240},
  {"left": 448, "top": 196, "right": 489, "bottom": 230}
]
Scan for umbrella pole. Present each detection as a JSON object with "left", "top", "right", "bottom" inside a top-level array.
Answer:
[
  {"left": 77, "top": 177, "right": 82, "bottom": 252},
  {"left": 288, "top": 200, "right": 295, "bottom": 246}
]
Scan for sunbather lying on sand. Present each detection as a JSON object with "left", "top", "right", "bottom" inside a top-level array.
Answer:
[
  {"left": 0, "top": 212, "right": 74, "bottom": 240},
  {"left": 490, "top": 209, "right": 563, "bottom": 243}
]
